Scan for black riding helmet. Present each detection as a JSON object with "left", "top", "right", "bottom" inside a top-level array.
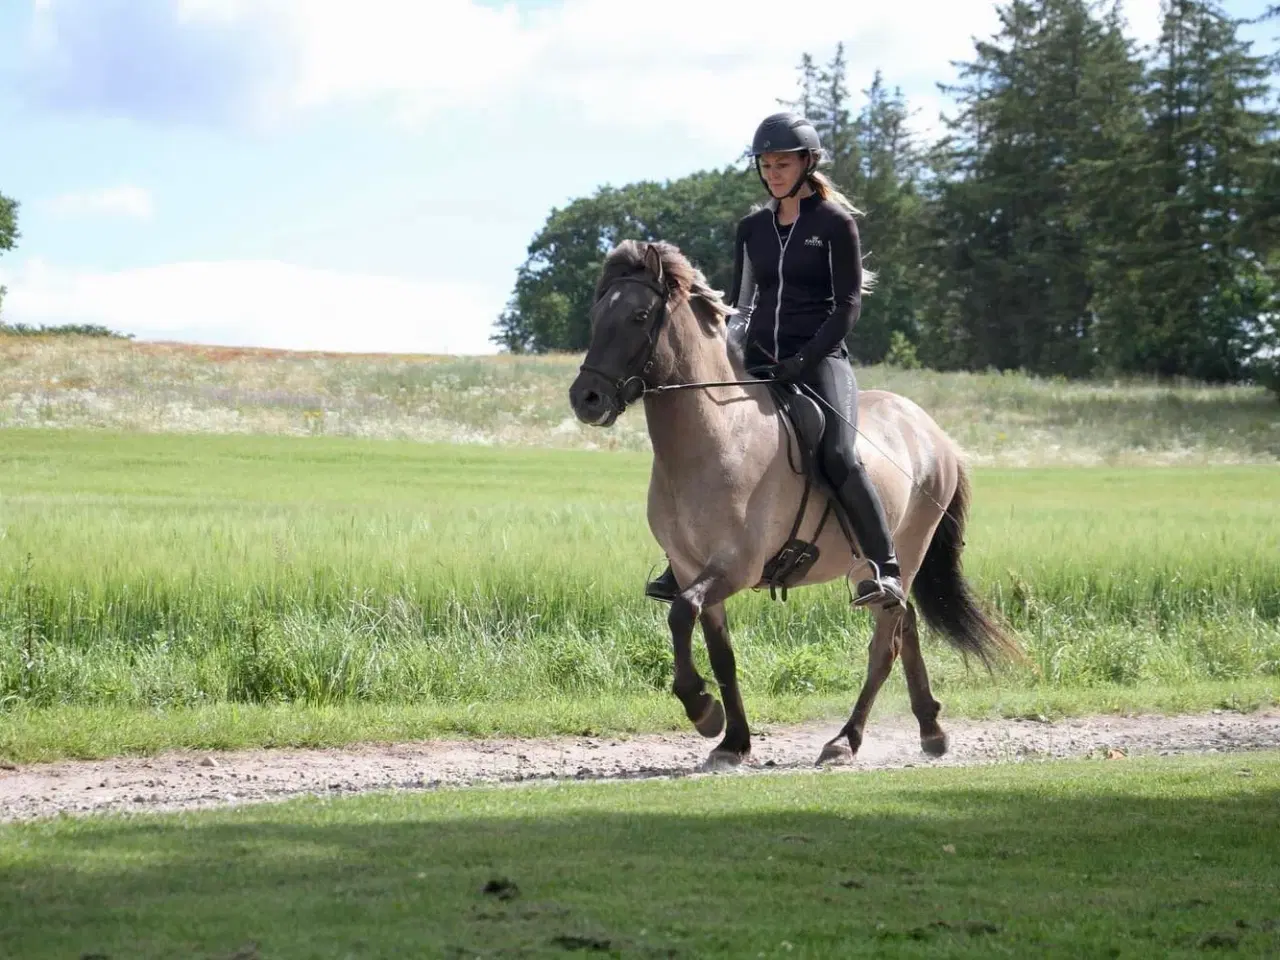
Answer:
[{"left": 750, "top": 112, "right": 822, "bottom": 199}]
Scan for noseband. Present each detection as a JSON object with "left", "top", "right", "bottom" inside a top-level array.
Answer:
[{"left": 576, "top": 274, "right": 670, "bottom": 412}]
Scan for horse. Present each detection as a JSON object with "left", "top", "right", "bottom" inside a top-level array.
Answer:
[{"left": 568, "top": 239, "right": 1022, "bottom": 770}]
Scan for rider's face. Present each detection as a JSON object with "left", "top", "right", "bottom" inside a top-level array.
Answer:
[{"left": 758, "top": 151, "right": 808, "bottom": 197}]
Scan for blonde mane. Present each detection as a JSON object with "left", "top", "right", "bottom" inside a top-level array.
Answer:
[{"left": 596, "top": 240, "right": 736, "bottom": 320}]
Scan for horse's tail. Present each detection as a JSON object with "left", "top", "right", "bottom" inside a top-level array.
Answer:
[{"left": 910, "top": 464, "right": 1024, "bottom": 670}]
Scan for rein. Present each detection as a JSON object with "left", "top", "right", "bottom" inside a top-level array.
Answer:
[{"left": 644, "top": 379, "right": 764, "bottom": 393}]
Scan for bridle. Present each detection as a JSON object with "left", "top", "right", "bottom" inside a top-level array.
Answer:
[
  {"left": 576, "top": 273, "right": 673, "bottom": 414},
  {"left": 577, "top": 273, "right": 773, "bottom": 416}
]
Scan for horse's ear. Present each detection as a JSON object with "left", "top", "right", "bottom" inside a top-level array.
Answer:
[{"left": 643, "top": 243, "right": 664, "bottom": 284}]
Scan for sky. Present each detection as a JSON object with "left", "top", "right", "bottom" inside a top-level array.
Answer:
[{"left": 0, "top": 0, "right": 1274, "bottom": 355}]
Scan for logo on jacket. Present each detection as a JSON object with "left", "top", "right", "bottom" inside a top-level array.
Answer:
[{"left": 804, "top": 235, "right": 823, "bottom": 247}]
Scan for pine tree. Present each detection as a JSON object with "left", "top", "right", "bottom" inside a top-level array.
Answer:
[
  {"left": 924, "top": 0, "right": 1150, "bottom": 376},
  {"left": 812, "top": 43, "right": 861, "bottom": 194},
  {"left": 777, "top": 53, "right": 819, "bottom": 119},
  {"left": 849, "top": 72, "right": 931, "bottom": 363},
  {"left": 1092, "top": 0, "right": 1279, "bottom": 381},
  {"left": 783, "top": 50, "right": 934, "bottom": 364}
]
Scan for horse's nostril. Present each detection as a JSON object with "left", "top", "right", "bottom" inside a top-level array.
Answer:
[{"left": 584, "top": 390, "right": 601, "bottom": 407}]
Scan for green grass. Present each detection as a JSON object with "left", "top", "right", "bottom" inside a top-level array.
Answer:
[
  {"left": 1, "top": 428, "right": 1278, "bottom": 759},
  {"left": 2, "top": 753, "right": 1278, "bottom": 958}
]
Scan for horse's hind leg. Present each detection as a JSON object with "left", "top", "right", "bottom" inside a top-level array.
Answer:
[
  {"left": 699, "top": 602, "right": 751, "bottom": 770},
  {"left": 817, "top": 607, "right": 903, "bottom": 765},
  {"left": 667, "top": 571, "right": 734, "bottom": 743},
  {"left": 898, "top": 602, "right": 947, "bottom": 756}
]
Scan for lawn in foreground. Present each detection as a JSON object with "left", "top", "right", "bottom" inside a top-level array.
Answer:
[{"left": 2, "top": 752, "right": 1278, "bottom": 958}]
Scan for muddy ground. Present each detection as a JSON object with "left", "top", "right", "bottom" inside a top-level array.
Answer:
[{"left": 3, "top": 709, "right": 1277, "bottom": 823}]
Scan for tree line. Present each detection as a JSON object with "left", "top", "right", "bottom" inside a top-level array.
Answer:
[{"left": 493, "top": 0, "right": 1280, "bottom": 396}]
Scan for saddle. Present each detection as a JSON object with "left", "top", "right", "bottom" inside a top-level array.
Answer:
[{"left": 755, "top": 381, "right": 860, "bottom": 601}]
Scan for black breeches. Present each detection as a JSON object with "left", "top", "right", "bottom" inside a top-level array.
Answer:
[
  {"left": 747, "top": 347, "right": 897, "bottom": 567},
  {"left": 797, "top": 355, "right": 860, "bottom": 488}
]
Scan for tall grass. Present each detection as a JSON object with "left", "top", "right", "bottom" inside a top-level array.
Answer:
[
  {"left": 2, "top": 430, "right": 1277, "bottom": 713},
  {"left": 2, "top": 336, "right": 1277, "bottom": 464}
]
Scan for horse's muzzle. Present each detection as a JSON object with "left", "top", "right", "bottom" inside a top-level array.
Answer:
[{"left": 569, "top": 372, "right": 620, "bottom": 427}]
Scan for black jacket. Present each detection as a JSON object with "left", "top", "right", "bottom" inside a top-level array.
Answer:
[{"left": 728, "top": 192, "right": 864, "bottom": 370}]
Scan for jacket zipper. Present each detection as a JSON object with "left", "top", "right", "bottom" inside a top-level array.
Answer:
[{"left": 772, "top": 208, "right": 799, "bottom": 361}]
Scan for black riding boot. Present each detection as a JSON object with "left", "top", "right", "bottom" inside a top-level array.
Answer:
[
  {"left": 833, "top": 468, "right": 906, "bottom": 608},
  {"left": 645, "top": 563, "right": 679, "bottom": 603}
]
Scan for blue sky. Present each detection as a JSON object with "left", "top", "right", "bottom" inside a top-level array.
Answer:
[{"left": 0, "top": 0, "right": 1274, "bottom": 355}]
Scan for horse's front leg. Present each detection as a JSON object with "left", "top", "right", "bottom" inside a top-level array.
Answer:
[
  {"left": 668, "top": 569, "right": 736, "bottom": 743},
  {"left": 699, "top": 601, "right": 751, "bottom": 770}
]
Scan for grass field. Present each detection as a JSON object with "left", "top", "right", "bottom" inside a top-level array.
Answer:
[
  {"left": 3, "top": 335, "right": 1278, "bottom": 464},
  {"left": 2, "top": 752, "right": 1278, "bottom": 958},
  {"left": 1, "top": 427, "right": 1277, "bottom": 760}
]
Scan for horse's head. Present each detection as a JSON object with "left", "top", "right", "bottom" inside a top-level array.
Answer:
[
  {"left": 570, "top": 239, "right": 737, "bottom": 427},
  {"left": 569, "top": 242, "right": 673, "bottom": 427}
]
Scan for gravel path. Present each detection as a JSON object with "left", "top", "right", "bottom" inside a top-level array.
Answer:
[{"left": 3, "top": 709, "right": 1277, "bottom": 823}]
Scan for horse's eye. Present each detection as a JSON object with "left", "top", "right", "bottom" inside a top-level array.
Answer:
[{"left": 632, "top": 309, "right": 649, "bottom": 324}]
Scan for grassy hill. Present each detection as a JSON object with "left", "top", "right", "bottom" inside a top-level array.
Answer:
[{"left": 2, "top": 334, "right": 1277, "bottom": 466}]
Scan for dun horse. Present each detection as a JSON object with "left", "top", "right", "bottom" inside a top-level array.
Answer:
[{"left": 568, "top": 240, "right": 1021, "bottom": 769}]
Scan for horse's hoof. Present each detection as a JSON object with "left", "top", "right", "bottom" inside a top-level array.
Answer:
[
  {"left": 816, "top": 738, "right": 854, "bottom": 766},
  {"left": 921, "top": 732, "right": 948, "bottom": 757},
  {"left": 702, "top": 748, "right": 748, "bottom": 773},
  {"left": 693, "top": 698, "right": 726, "bottom": 738}
]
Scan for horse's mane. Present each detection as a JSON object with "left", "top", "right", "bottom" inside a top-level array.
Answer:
[{"left": 596, "top": 240, "right": 736, "bottom": 321}]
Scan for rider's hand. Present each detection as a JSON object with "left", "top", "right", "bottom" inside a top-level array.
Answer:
[{"left": 765, "top": 354, "right": 807, "bottom": 383}]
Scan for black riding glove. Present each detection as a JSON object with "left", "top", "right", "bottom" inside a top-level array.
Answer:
[{"left": 763, "top": 354, "right": 807, "bottom": 383}]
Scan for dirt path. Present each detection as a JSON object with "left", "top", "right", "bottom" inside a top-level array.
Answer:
[{"left": 3, "top": 709, "right": 1278, "bottom": 823}]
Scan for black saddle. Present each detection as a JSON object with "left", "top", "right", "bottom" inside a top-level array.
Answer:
[{"left": 755, "top": 381, "right": 860, "bottom": 600}]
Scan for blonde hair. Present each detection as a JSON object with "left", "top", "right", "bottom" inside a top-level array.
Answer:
[
  {"left": 810, "top": 169, "right": 862, "bottom": 216},
  {"left": 755, "top": 151, "right": 876, "bottom": 293}
]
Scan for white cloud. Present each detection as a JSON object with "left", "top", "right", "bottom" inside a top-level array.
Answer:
[
  {"left": 25, "top": 0, "right": 1172, "bottom": 148},
  {"left": 49, "top": 186, "right": 155, "bottom": 220},
  {"left": 527, "top": 0, "right": 995, "bottom": 147},
  {"left": 0, "top": 258, "right": 502, "bottom": 355},
  {"left": 138, "top": 0, "right": 1169, "bottom": 150},
  {"left": 171, "top": 0, "right": 539, "bottom": 126}
]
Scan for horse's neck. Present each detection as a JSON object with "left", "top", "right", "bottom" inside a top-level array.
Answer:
[{"left": 642, "top": 313, "right": 775, "bottom": 478}]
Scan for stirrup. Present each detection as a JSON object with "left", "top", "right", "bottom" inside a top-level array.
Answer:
[
  {"left": 644, "top": 564, "right": 679, "bottom": 604},
  {"left": 852, "top": 559, "right": 905, "bottom": 609}
]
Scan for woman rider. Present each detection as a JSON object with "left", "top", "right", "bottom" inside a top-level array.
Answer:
[{"left": 645, "top": 111, "right": 906, "bottom": 609}]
